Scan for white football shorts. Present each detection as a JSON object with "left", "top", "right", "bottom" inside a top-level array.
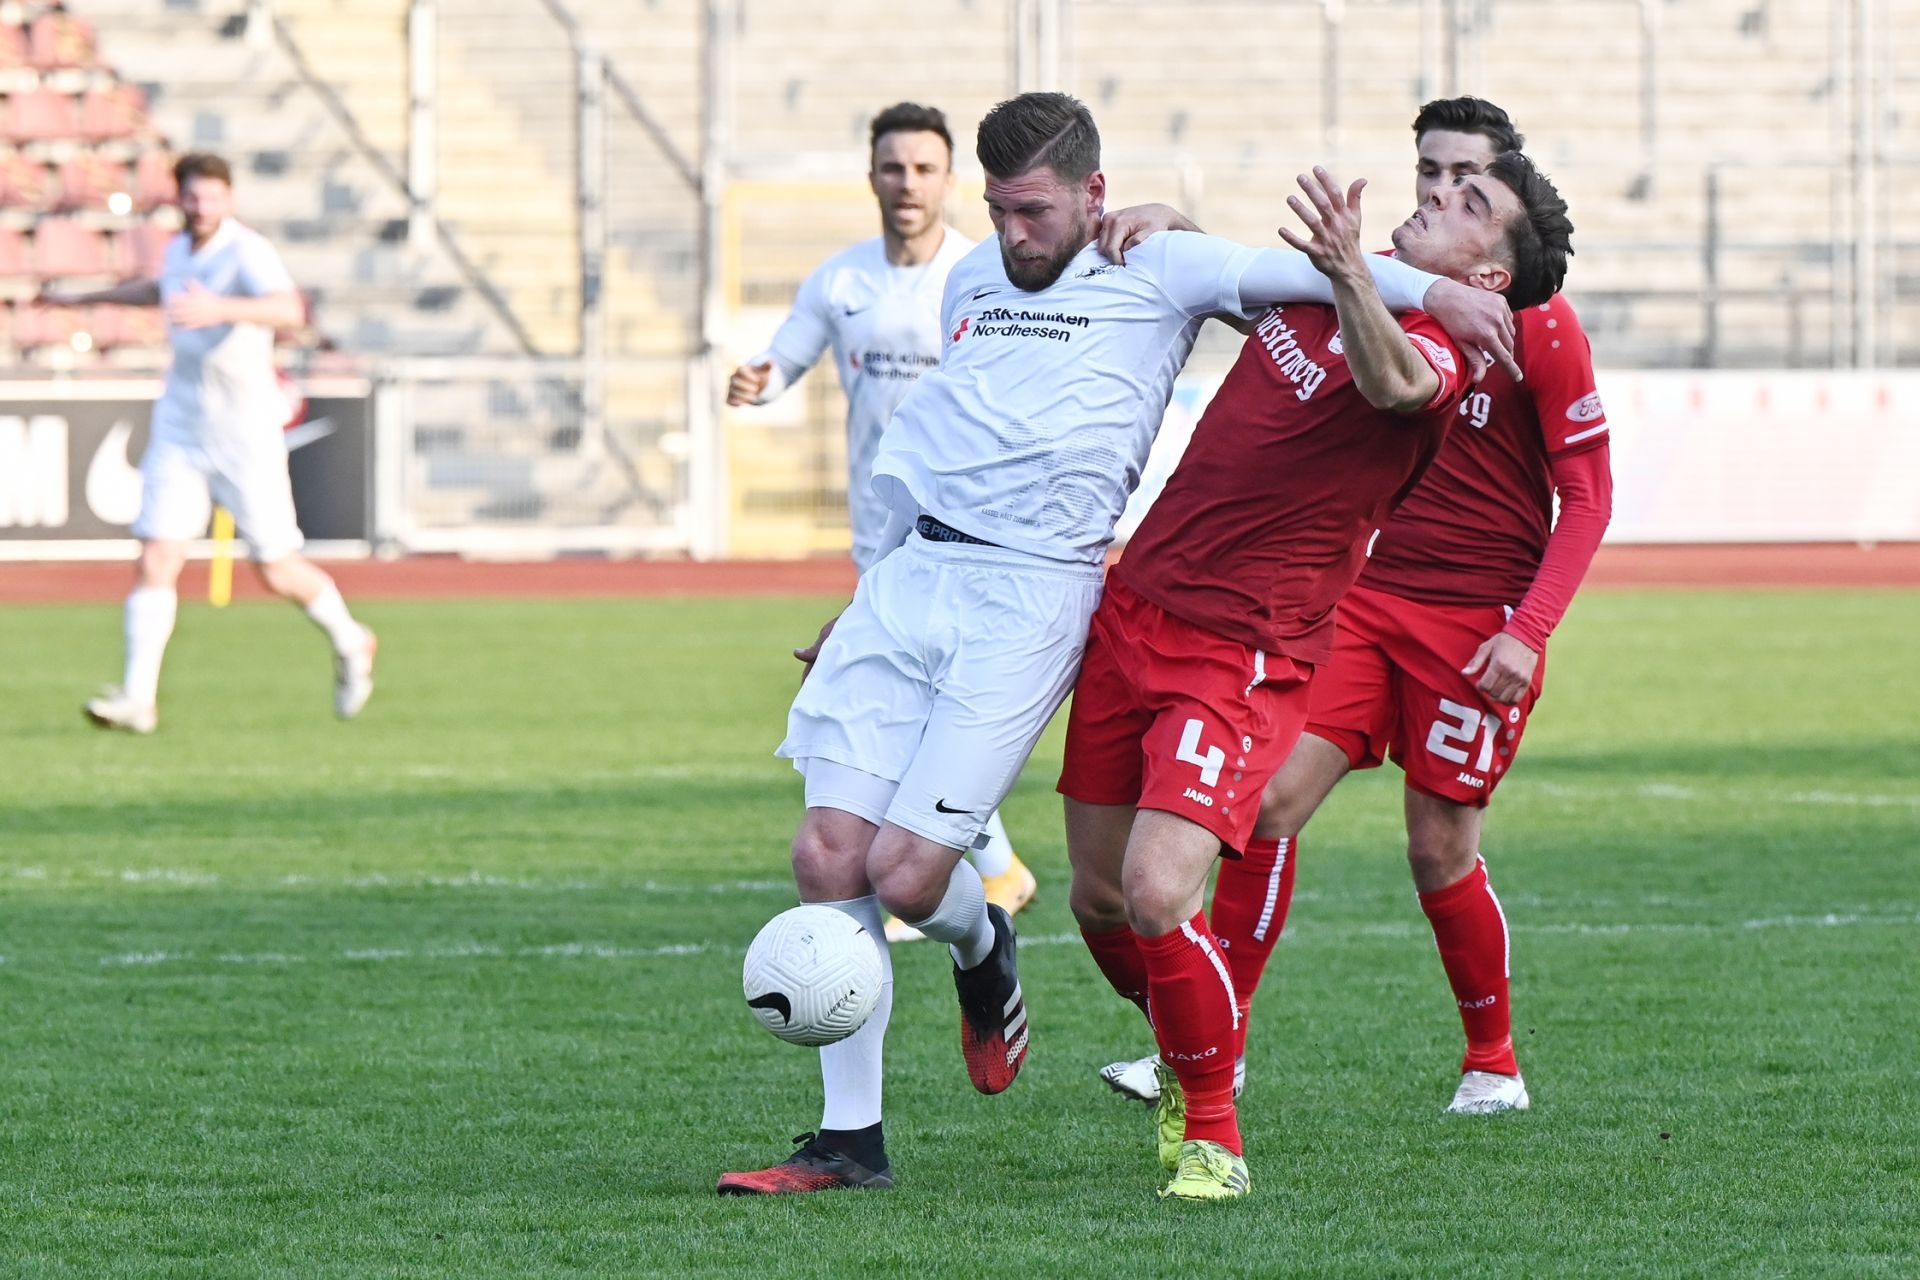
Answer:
[
  {"left": 779, "top": 530, "right": 1105, "bottom": 850},
  {"left": 132, "top": 428, "right": 304, "bottom": 562}
]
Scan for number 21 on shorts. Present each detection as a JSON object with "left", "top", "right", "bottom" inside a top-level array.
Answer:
[{"left": 1425, "top": 698, "right": 1498, "bottom": 774}]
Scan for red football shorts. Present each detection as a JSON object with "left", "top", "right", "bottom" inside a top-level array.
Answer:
[
  {"left": 1058, "top": 575, "right": 1312, "bottom": 853},
  {"left": 1306, "top": 582, "right": 1546, "bottom": 807}
]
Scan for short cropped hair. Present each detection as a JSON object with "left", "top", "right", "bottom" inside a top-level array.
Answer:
[
  {"left": 975, "top": 92, "right": 1100, "bottom": 183},
  {"left": 1486, "top": 151, "right": 1573, "bottom": 310},
  {"left": 173, "top": 152, "right": 233, "bottom": 189},
  {"left": 1412, "top": 97, "right": 1525, "bottom": 153},
  {"left": 869, "top": 102, "right": 953, "bottom": 160}
]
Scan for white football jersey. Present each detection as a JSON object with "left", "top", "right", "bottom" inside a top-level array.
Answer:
[
  {"left": 871, "top": 230, "right": 1265, "bottom": 565},
  {"left": 152, "top": 218, "right": 298, "bottom": 445},
  {"left": 754, "top": 227, "right": 976, "bottom": 571}
]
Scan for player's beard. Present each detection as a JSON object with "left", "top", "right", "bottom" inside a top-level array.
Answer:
[{"left": 1001, "top": 215, "right": 1090, "bottom": 292}]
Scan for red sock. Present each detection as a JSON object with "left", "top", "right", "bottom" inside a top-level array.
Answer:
[
  {"left": 1208, "top": 834, "right": 1296, "bottom": 1059},
  {"left": 1418, "top": 857, "right": 1519, "bottom": 1076},
  {"left": 1136, "top": 913, "right": 1242, "bottom": 1155},
  {"left": 1081, "top": 924, "right": 1151, "bottom": 1021}
]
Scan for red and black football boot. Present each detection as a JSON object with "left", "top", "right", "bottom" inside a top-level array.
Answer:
[
  {"left": 716, "top": 1132, "right": 895, "bottom": 1195},
  {"left": 953, "top": 904, "right": 1029, "bottom": 1094}
]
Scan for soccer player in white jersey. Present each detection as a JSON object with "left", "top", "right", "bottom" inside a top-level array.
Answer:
[
  {"left": 42, "top": 153, "right": 376, "bottom": 734},
  {"left": 717, "top": 92, "right": 1519, "bottom": 1196},
  {"left": 725, "top": 103, "right": 1039, "bottom": 944}
]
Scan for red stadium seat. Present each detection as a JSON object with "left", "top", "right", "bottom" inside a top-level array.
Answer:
[
  {"left": 132, "top": 148, "right": 175, "bottom": 210},
  {"left": 0, "top": 226, "right": 31, "bottom": 280},
  {"left": 56, "top": 151, "right": 130, "bottom": 210},
  {"left": 28, "top": 11, "right": 97, "bottom": 71},
  {"left": 11, "top": 302, "right": 84, "bottom": 349},
  {"left": 0, "top": 22, "right": 29, "bottom": 72},
  {"left": 121, "top": 219, "right": 175, "bottom": 276},
  {"left": 31, "top": 217, "right": 110, "bottom": 279},
  {"left": 93, "top": 302, "right": 166, "bottom": 348},
  {"left": 0, "top": 147, "right": 58, "bottom": 211},
  {"left": 79, "top": 83, "right": 146, "bottom": 142},
  {"left": 4, "top": 86, "right": 81, "bottom": 143}
]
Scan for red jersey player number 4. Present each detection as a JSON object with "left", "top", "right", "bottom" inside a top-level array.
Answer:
[{"left": 1063, "top": 297, "right": 1468, "bottom": 853}]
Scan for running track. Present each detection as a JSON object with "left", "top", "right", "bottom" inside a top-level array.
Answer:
[{"left": 2, "top": 543, "right": 1918, "bottom": 604}]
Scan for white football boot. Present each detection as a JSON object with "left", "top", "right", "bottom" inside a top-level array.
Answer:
[
  {"left": 84, "top": 686, "right": 157, "bottom": 735},
  {"left": 1446, "top": 1070, "right": 1531, "bottom": 1114},
  {"left": 1101, "top": 1053, "right": 1245, "bottom": 1103},
  {"left": 334, "top": 627, "right": 378, "bottom": 719}
]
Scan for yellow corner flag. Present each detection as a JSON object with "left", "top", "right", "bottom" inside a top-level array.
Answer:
[{"left": 208, "top": 505, "right": 235, "bottom": 607}]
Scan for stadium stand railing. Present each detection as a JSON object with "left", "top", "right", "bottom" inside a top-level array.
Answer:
[{"left": 24, "top": 0, "right": 1919, "bottom": 560}]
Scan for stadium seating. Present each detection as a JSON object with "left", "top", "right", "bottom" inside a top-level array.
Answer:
[
  {"left": 4, "top": 85, "right": 82, "bottom": 142},
  {"left": 28, "top": 9, "right": 97, "bottom": 71},
  {"left": 31, "top": 216, "right": 111, "bottom": 279}
]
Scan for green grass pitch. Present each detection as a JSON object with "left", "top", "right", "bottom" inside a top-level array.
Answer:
[{"left": 2, "top": 588, "right": 1916, "bottom": 1277}]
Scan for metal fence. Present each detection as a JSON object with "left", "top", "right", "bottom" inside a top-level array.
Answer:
[{"left": 265, "top": 0, "right": 1920, "bottom": 557}]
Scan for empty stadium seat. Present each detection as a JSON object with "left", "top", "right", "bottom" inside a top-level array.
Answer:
[
  {"left": 57, "top": 151, "right": 130, "bottom": 211},
  {"left": 91, "top": 301, "right": 167, "bottom": 348},
  {"left": 0, "top": 147, "right": 57, "bottom": 211},
  {"left": 4, "top": 86, "right": 80, "bottom": 143},
  {"left": 79, "top": 83, "right": 146, "bottom": 142},
  {"left": 121, "top": 219, "right": 174, "bottom": 276},
  {"left": 132, "top": 148, "right": 174, "bottom": 210},
  {"left": 28, "top": 10, "right": 97, "bottom": 72},
  {"left": 0, "top": 225, "right": 31, "bottom": 280},
  {"left": 0, "top": 22, "right": 29, "bottom": 75},
  {"left": 31, "top": 217, "right": 110, "bottom": 278},
  {"left": 10, "top": 301, "right": 84, "bottom": 349}
]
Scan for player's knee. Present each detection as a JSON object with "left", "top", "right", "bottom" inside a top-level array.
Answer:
[
  {"left": 789, "top": 824, "right": 867, "bottom": 900},
  {"left": 1121, "top": 874, "right": 1188, "bottom": 939},
  {"left": 868, "top": 855, "right": 945, "bottom": 923},
  {"left": 1256, "top": 774, "right": 1316, "bottom": 838},
  {"left": 1067, "top": 872, "right": 1126, "bottom": 933},
  {"left": 256, "top": 555, "right": 300, "bottom": 598},
  {"left": 135, "top": 542, "right": 185, "bottom": 587},
  {"left": 1406, "top": 837, "right": 1477, "bottom": 889}
]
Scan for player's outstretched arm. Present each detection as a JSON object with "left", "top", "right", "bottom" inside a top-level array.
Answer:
[
  {"left": 733, "top": 261, "right": 840, "bottom": 407},
  {"left": 167, "top": 283, "right": 304, "bottom": 331},
  {"left": 1279, "top": 167, "right": 1438, "bottom": 413},
  {"left": 38, "top": 278, "right": 161, "bottom": 308}
]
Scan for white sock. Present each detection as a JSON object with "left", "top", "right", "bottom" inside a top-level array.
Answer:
[
  {"left": 971, "top": 810, "right": 1015, "bottom": 879},
  {"left": 122, "top": 586, "right": 177, "bottom": 706},
  {"left": 817, "top": 895, "right": 893, "bottom": 1131},
  {"left": 303, "top": 579, "right": 364, "bottom": 654},
  {"left": 907, "top": 860, "right": 996, "bottom": 970}
]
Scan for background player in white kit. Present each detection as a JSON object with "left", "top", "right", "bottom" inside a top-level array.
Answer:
[
  {"left": 717, "top": 92, "right": 1517, "bottom": 1196},
  {"left": 42, "top": 153, "right": 377, "bottom": 734},
  {"left": 725, "top": 103, "right": 1038, "bottom": 941}
]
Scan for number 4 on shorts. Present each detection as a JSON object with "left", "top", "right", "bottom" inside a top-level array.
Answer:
[{"left": 1176, "top": 718, "right": 1225, "bottom": 786}]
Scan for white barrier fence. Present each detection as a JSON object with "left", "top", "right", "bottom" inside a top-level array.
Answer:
[
  {"left": 3, "top": 370, "right": 1915, "bottom": 559},
  {"left": 1121, "top": 370, "right": 1920, "bottom": 548}
]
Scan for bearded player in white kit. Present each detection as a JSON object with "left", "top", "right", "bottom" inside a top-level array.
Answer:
[
  {"left": 42, "top": 153, "right": 376, "bottom": 733},
  {"left": 717, "top": 92, "right": 1518, "bottom": 1195},
  {"left": 726, "top": 103, "right": 1039, "bottom": 942}
]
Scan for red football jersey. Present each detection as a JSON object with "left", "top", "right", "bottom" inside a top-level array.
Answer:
[
  {"left": 1117, "top": 301, "right": 1464, "bottom": 664},
  {"left": 1359, "top": 293, "right": 1608, "bottom": 606}
]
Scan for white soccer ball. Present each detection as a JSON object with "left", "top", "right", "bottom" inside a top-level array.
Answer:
[{"left": 742, "top": 904, "right": 884, "bottom": 1047}]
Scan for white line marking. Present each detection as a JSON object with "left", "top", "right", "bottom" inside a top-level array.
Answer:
[{"left": 26, "top": 911, "right": 1920, "bottom": 974}]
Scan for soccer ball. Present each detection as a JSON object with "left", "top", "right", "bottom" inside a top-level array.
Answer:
[{"left": 742, "top": 904, "right": 885, "bottom": 1047}]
